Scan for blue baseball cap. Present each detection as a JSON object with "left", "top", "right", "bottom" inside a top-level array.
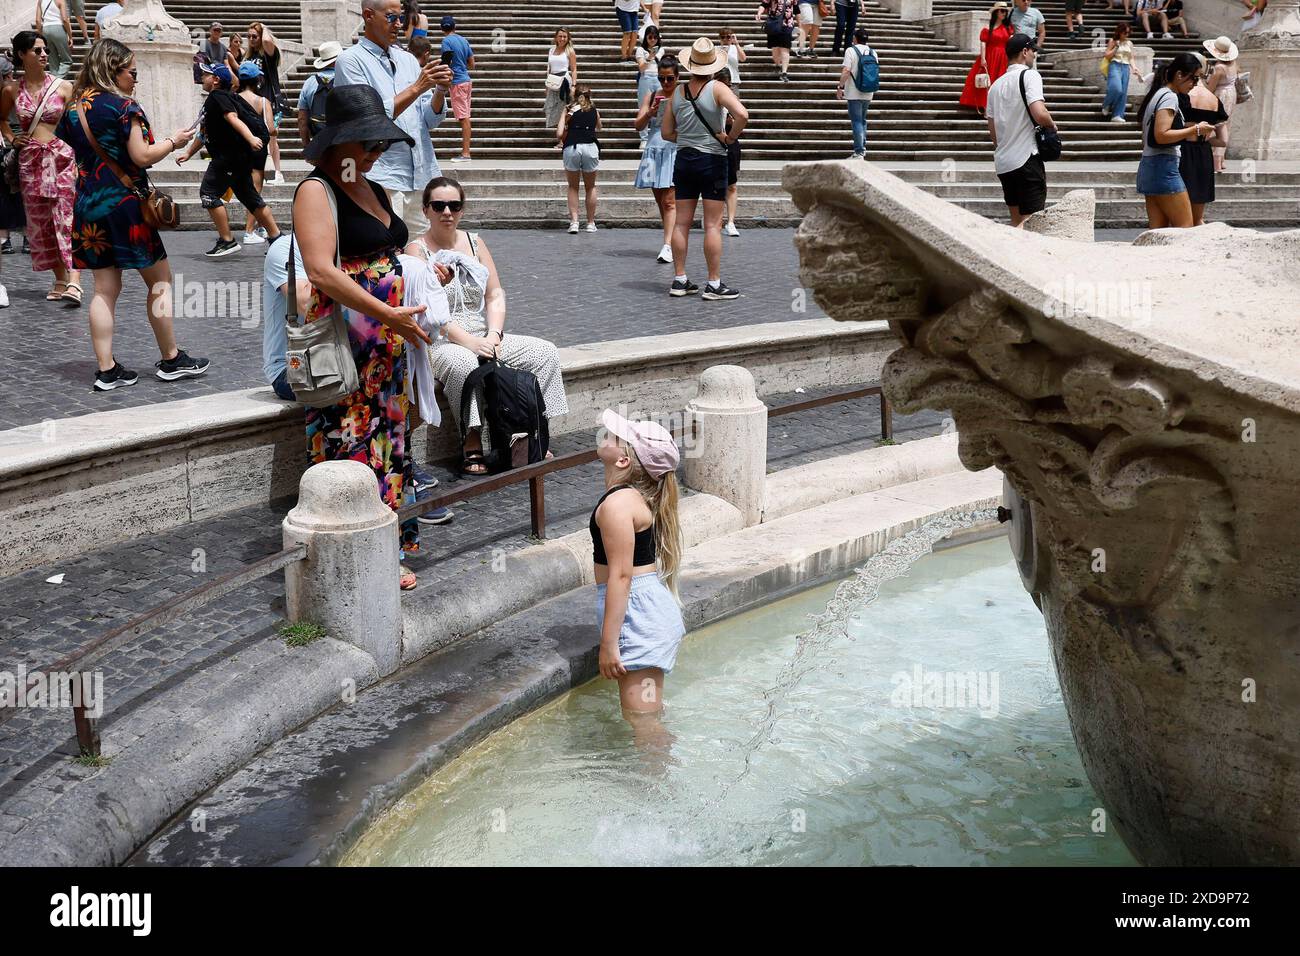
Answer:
[
  {"left": 441, "top": 15, "right": 456, "bottom": 30},
  {"left": 237, "top": 60, "right": 263, "bottom": 79},
  {"left": 209, "top": 64, "right": 234, "bottom": 87}
]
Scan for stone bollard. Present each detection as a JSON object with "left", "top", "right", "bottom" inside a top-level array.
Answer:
[
  {"left": 283, "top": 460, "right": 402, "bottom": 675},
  {"left": 684, "top": 366, "right": 768, "bottom": 527}
]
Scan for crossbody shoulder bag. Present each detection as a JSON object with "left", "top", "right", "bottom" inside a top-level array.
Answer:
[
  {"left": 77, "top": 97, "right": 180, "bottom": 230},
  {"left": 1018, "top": 68, "right": 1061, "bottom": 161},
  {"left": 283, "top": 177, "right": 361, "bottom": 407},
  {"left": 682, "top": 80, "right": 727, "bottom": 147}
]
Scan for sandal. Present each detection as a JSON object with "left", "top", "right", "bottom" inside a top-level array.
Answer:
[
  {"left": 461, "top": 451, "right": 489, "bottom": 477},
  {"left": 61, "top": 282, "right": 83, "bottom": 307},
  {"left": 400, "top": 567, "right": 417, "bottom": 591},
  {"left": 46, "top": 281, "right": 68, "bottom": 301}
]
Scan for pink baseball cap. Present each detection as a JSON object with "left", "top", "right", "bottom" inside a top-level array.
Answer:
[{"left": 600, "top": 409, "right": 680, "bottom": 479}]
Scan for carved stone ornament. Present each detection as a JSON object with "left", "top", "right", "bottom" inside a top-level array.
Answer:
[
  {"left": 785, "top": 159, "right": 1300, "bottom": 865},
  {"left": 102, "top": 0, "right": 193, "bottom": 48}
]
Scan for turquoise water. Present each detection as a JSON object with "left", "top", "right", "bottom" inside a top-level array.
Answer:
[{"left": 345, "top": 537, "right": 1136, "bottom": 866}]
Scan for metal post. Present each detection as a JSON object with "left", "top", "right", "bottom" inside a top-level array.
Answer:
[
  {"left": 529, "top": 475, "right": 546, "bottom": 539},
  {"left": 70, "top": 674, "right": 100, "bottom": 758},
  {"left": 880, "top": 394, "right": 894, "bottom": 441}
]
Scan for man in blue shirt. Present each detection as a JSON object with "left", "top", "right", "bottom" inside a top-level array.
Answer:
[
  {"left": 262, "top": 233, "right": 307, "bottom": 401},
  {"left": 336, "top": 0, "right": 454, "bottom": 236},
  {"left": 296, "top": 40, "right": 341, "bottom": 148},
  {"left": 439, "top": 15, "right": 475, "bottom": 162}
]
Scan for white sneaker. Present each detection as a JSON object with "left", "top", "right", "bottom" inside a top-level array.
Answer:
[
  {"left": 724, "top": 222, "right": 740, "bottom": 237},
  {"left": 568, "top": 221, "right": 579, "bottom": 234},
  {"left": 270, "top": 172, "right": 285, "bottom": 185},
  {"left": 1110, "top": 116, "right": 1126, "bottom": 123},
  {"left": 585, "top": 222, "right": 597, "bottom": 233},
  {"left": 450, "top": 155, "right": 472, "bottom": 163},
  {"left": 1162, "top": 32, "right": 1173, "bottom": 39},
  {"left": 1146, "top": 32, "right": 1154, "bottom": 39},
  {"left": 255, "top": 226, "right": 269, "bottom": 239},
  {"left": 242, "top": 231, "right": 266, "bottom": 245},
  {"left": 656, "top": 243, "right": 673, "bottom": 263},
  {"left": 0, "top": 283, "right": 8, "bottom": 308}
]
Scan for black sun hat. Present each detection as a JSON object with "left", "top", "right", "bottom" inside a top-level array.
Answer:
[{"left": 302, "top": 84, "right": 415, "bottom": 162}]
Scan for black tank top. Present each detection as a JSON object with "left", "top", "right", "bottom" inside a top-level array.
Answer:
[
  {"left": 590, "top": 484, "right": 657, "bottom": 567},
  {"left": 310, "top": 169, "right": 408, "bottom": 258},
  {"left": 564, "top": 107, "right": 598, "bottom": 147}
]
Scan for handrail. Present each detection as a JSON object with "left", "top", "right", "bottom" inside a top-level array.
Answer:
[
  {"left": 0, "top": 544, "right": 308, "bottom": 756},
  {"left": 397, "top": 385, "right": 892, "bottom": 537},
  {"left": 3, "top": 385, "right": 892, "bottom": 759}
]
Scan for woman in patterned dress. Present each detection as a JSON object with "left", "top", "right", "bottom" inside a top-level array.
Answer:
[
  {"left": 293, "top": 84, "right": 434, "bottom": 590},
  {"left": 55, "top": 39, "right": 207, "bottom": 390},
  {"left": 404, "top": 176, "right": 569, "bottom": 477},
  {"left": 0, "top": 31, "right": 80, "bottom": 304}
]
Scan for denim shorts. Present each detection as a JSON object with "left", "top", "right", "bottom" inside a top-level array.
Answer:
[
  {"left": 1136, "top": 153, "right": 1186, "bottom": 196},
  {"left": 563, "top": 142, "right": 599, "bottom": 172},
  {"left": 596, "top": 572, "right": 686, "bottom": 674},
  {"left": 615, "top": 9, "right": 640, "bottom": 32}
]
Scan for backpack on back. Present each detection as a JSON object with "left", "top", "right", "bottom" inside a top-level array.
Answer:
[
  {"left": 307, "top": 71, "right": 335, "bottom": 135},
  {"left": 460, "top": 359, "right": 550, "bottom": 474},
  {"left": 853, "top": 45, "right": 880, "bottom": 94}
]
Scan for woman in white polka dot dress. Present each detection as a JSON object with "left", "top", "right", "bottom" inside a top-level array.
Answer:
[{"left": 405, "top": 176, "right": 570, "bottom": 476}]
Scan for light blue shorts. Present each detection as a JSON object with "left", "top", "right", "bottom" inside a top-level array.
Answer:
[
  {"left": 563, "top": 142, "right": 599, "bottom": 173},
  {"left": 596, "top": 572, "right": 685, "bottom": 674}
]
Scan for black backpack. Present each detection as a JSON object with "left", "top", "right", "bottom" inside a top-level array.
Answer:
[
  {"left": 307, "top": 71, "right": 334, "bottom": 135},
  {"left": 460, "top": 358, "right": 549, "bottom": 473}
]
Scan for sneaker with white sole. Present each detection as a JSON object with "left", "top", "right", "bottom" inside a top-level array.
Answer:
[
  {"left": 156, "top": 349, "right": 211, "bottom": 380},
  {"left": 669, "top": 278, "right": 699, "bottom": 297},
  {"left": 656, "top": 243, "right": 673, "bottom": 263},
  {"left": 568, "top": 221, "right": 579, "bottom": 234},
  {"left": 585, "top": 222, "right": 597, "bottom": 233},
  {"left": 416, "top": 506, "right": 454, "bottom": 526},
  {"left": 701, "top": 281, "right": 740, "bottom": 301},
  {"left": 450, "top": 155, "right": 472, "bottom": 163},
  {"left": 724, "top": 222, "right": 740, "bottom": 237},
  {"left": 1110, "top": 116, "right": 1126, "bottom": 123},
  {"left": 1146, "top": 32, "right": 1154, "bottom": 39},
  {"left": 1162, "top": 32, "right": 1173, "bottom": 39},
  {"left": 0, "top": 283, "right": 7, "bottom": 308},
  {"left": 94, "top": 361, "right": 138, "bottom": 391},
  {"left": 205, "top": 238, "right": 240, "bottom": 257},
  {"left": 242, "top": 232, "right": 266, "bottom": 245}
]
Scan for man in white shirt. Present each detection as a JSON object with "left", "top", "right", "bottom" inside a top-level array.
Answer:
[
  {"left": 94, "top": 0, "right": 124, "bottom": 40},
  {"left": 986, "top": 33, "right": 1057, "bottom": 226}
]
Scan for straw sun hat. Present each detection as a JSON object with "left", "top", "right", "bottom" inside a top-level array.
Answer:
[
  {"left": 988, "top": 2, "right": 1009, "bottom": 15},
  {"left": 678, "top": 37, "right": 728, "bottom": 76},
  {"left": 1203, "top": 35, "right": 1239, "bottom": 62}
]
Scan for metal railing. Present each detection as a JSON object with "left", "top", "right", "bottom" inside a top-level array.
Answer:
[
  {"left": 398, "top": 386, "right": 893, "bottom": 536},
  {"left": 0, "top": 545, "right": 307, "bottom": 758},
  {"left": 3, "top": 385, "right": 892, "bottom": 758}
]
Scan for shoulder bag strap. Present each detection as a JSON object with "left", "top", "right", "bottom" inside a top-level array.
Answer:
[
  {"left": 460, "top": 359, "right": 496, "bottom": 441},
  {"left": 683, "top": 80, "right": 723, "bottom": 143},
  {"left": 76, "top": 98, "right": 143, "bottom": 196},
  {"left": 24, "top": 77, "right": 61, "bottom": 137},
  {"left": 1018, "top": 68, "right": 1032, "bottom": 123},
  {"left": 286, "top": 176, "right": 341, "bottom": 329}
]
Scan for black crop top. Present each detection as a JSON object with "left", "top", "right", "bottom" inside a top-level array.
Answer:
[
  {"left": 310, "top": 169, "right": 409, "bottom": 258},
  {"left": 590, "top": 485, "right": 657, "bottom": 567}
]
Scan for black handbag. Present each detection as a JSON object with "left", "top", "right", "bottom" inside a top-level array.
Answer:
[{"left": 1019, "top": 68, "right": 1061, "bottom": 161}]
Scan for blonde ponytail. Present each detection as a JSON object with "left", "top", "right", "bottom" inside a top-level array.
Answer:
[{"left": 623, "top": 444, "right": 683, "bottom": 602}]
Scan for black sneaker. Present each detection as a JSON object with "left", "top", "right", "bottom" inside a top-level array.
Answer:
[
  {"left": 20, "top": 236, "right": 29, "bottom": 254},
  {"left": 702, "top": 281, "right": 740, "bottom": 301},
  {"left": 779, "top": 72, "right": 791, "bottom": 83},
  {"left": 669, "top": 278, "right": 699, "bottom": 297},
  {"left": 156, "top": 349, "right": 211, "bottom": 380},
  {"left": 93, "top": 362, "right": 139, "bottom": 391},
  {"left": 0, "top": 239, "right": 11, "bottom": 255},
  {"left": 807, "top": 49, "right": 819, "bottom": 59},
  {"left": 204, "top": 238, "right": 240, "bottom": 258}
]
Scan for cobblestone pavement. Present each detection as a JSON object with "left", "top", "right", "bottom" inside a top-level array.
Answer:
[
  {"left": 0, "top": 387, "right": 944, "bottom": 811},
  {"left": 0, "top": 228, "right": 821, "bottom": 431}
]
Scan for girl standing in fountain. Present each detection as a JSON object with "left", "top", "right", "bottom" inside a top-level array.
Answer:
[{"left": 593, "top": 410, "right": 685, "bottom": 723}]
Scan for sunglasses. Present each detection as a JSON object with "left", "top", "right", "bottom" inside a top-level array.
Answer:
[
  {"left": 362, "top": 139, "right": 393, "bottom": 153},
  {"left": 381, "top": 12, "right": 403, "bottom": 23},
  {"left": 424, "top": 200, "right": 464, "bottom": 213}
]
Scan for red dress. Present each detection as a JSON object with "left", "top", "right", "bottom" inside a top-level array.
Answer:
[{"left": 959, "top": 25, "right": 1012, "bottom": 110}]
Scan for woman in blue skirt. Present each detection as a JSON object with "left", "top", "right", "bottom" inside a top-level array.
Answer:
[{"left": 634, "top": 60, "right": 678, "bottom": 264}]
